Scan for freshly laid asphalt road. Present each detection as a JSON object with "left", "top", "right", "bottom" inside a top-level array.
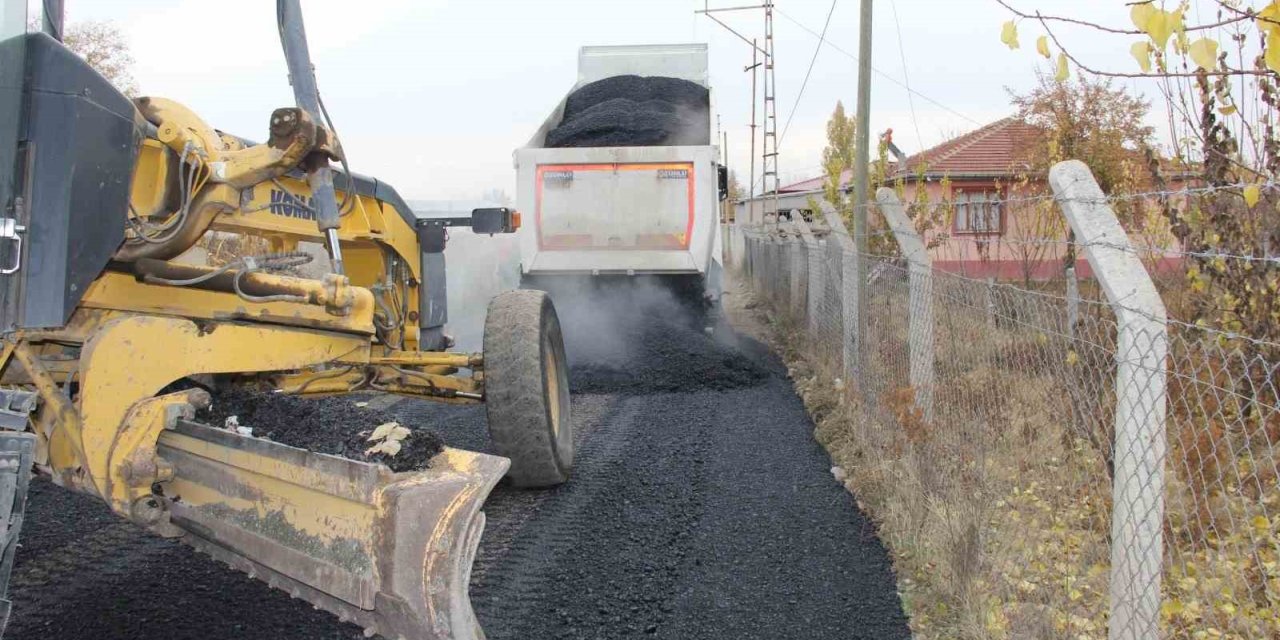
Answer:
[{"left": 7, "top": 283, "right": 910, "bottom": 640}]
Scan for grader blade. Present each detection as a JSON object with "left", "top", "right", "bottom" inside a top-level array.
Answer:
[{"left": 155, "top": 420, "right": 507, "bottom": 640}]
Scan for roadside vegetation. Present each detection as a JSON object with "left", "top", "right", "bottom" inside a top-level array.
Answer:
[{"left": 753, "top": 3, "right": 1280, "bottom": 638}]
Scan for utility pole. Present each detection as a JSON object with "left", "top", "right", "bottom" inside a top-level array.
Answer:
[
  {"left": 723, "top": 130, "right": 730, "bottom": 222},
  {"left": 852, "top": 0, "right": 873, "bottom": 383},
  {"left": 748, "top": 42, "right": 759, "bottom": 225},
  {"left": 697, "top": 3, "right": 772, "bottom": 226}
]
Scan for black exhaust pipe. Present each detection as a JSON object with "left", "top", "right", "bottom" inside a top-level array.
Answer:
[{"left": 41, "top": 0, "right": 64, "bottom": 42}]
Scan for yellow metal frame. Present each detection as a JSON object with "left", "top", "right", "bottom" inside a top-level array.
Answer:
[
  {"left": 54, "top": 316, "right": 366, "bottom": 509},
  {"left": 80, "top": 272, "right": 377, "bottom": 335},
  {"left": 0, "top": 94, "right": 493, "bottom": 516},
  {"left": 0, "top": 46, "right": 525, "bottom": 635}
]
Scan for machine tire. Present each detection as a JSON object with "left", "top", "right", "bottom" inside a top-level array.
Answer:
[{"left": 483, "top": 290, "right": 573, "bottom": 487}]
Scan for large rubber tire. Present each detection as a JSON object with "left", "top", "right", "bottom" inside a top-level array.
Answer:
[{"left": 483, "top": 290, "right": 573, "bottom": 487}]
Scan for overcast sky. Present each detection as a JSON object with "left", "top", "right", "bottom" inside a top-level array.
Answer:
[{"left": 51, "top": 1, "right": 1195, "bottom": 200}]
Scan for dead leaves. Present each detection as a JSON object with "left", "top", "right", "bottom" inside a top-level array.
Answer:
[{"left": 366, "top": 421, "right": 412, "bottom": 457}]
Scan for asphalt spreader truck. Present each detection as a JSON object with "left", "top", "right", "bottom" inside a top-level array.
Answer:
[{"left": 514, "top": 44, "right": 727, "bottom": 318}]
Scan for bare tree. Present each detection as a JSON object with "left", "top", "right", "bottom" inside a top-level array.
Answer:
[{"left": 62, "top": 21, "right": 138, "bottom": 97}]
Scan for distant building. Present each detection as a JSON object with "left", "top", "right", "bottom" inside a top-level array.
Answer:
[{"left": 737, "top": 117, "right": 1185, "bottom": 281}]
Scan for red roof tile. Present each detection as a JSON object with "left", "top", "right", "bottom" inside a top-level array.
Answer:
[
  {"left": 897, "top": 117, "right": 1038, "bottom": 178},
  {"left": 773, "top": 117, "right": 1039, "bottom": 194}
]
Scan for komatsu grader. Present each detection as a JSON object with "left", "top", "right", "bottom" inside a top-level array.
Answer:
[{"left": 0, "top": 2, "right": 574, "bottom": 638}]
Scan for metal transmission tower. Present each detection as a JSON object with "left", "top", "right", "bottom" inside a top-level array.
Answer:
[
  {"left": 697, "top": 2, "right": 775, "bottom": 226},
  {"left": 761, "top": 3, "right": 780, "bottom": 226}
]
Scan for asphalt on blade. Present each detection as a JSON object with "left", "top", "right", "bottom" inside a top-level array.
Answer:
[
  {"left": 199, "top": 389, "right": 444, "bottom": 473},
  {"left": 7, "top": 315, "right": 909, "bottom": 639}
]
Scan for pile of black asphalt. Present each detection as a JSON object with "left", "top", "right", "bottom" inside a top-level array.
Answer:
[
  {"left": 545, "top": 75, "right": 710, "bottom": 148},
  {"left": 6, "top": 287, "right": 910, "bottom": 640},
  {"left": 199, "top": 388, "right": 444, "bottom": 473}
]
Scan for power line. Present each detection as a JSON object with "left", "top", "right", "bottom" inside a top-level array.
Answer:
[
  {"left": 888, "top": 0, "right": 924, "bottom": 148},
  {"left": 774, "top": 6, "right": 983, "bottom": 127},
  {"left": 779, "top": 0, "right": 838, "bottom": 150}
]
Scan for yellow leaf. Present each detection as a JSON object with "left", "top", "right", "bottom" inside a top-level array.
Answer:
[
  {"left": 1066, "top": 350, "right": 1079, "bottom": 366},
  {"left": 1269, "top": 30, "right": 1280, "bottom": 73},
  {"left": 1189, "top": 38, "right": 1218, "bottom": 71},
  {"left": 1146, "top": 9, "right": 1179, "bottom": 50},
  {"left": 1244, "top": 183, "right": 1261, "bottom": 207},
  {"left": 1131, "top": 3, "right": 1156, "bottom": 32},
  {"left": 1131, "top": 41, "right": 1152, "bottom": 73},
  {"left": 1001, "top": 20, "right": 1019, "bottom": 50},
  {"left": 1161, "top": 599, "right": 1185, "bottom": 618},
  {"left": 1258, "top": 1, "right": 1280, "bottom": 36},
  {"left": 1175, "top": 29, "right": 1190, "bottom": 55},
  {"left": 1253, "top": 514, "right": 1271, "bottom": 532},
  {"left": 1218, "top": 103, "right": 1237, "bottom": 116},
  {"left": 1055, "top": 52, "right": 1069, "bottom": 81},
  {"left": 1036, "top": 35, "right": 1050, "bottom": 59}
]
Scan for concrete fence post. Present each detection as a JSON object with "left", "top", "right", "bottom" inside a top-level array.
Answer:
[
  {"left": 770, "top": 235, "right": 782, "bottom": 305},
  {"left": 1066, "top": 266, "right": 1079, "bottom": 340},
  {"left": 770, "top": 235, "right": 783, "bottom": 305},
  {"left": 786, "top": 229, "right": 805, "bottom": 320},
  {"left": 793, "top": 216, "right": 823, "bottom": 334},
  {"left": 985, "top": 277, "right": 997, "bottom": 328},
  {"left": 790, "top": 219, "right": 815, "bottom": 323},
  {"left": 876, "top": 188, "right": 934, "bottom": 422},
  {"left": 1050, "top": 160, "right": 1167, "bottom": 640},
  {"left": 821, "top": 205, "right": 860, "bottom": 382}
]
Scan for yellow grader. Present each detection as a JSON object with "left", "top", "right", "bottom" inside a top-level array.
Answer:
[{"left": 0, "top": 2, "right": 573, "bottom": 638}]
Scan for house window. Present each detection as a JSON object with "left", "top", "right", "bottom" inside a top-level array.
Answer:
[{"left": 954, "top": 190, "right": 1003, "bottom": 234}]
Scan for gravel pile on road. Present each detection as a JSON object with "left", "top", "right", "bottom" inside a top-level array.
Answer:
[
  {"left": 545, "top": 75, "right": 710, "bottom": 148},
  {"left": 568, "top": 319, "right": 769, "bottom": 394},
  {"left": 8, "top": 279, "right": 909, "bottom": 640},
  {"left": 199, "top": 389, "right": 443, "bottom": 473},
  {"left": 537, "top": 278, "right": 771, "bottom": 395}
]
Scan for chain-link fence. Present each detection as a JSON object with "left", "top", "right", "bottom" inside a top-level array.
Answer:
[{"left": 726, "top": 160, "right": 1280, "bottom": 639}]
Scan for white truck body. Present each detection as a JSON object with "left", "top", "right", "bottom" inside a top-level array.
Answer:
[{"left": 514, "top": 44, "right": 723, "bottom": 301}]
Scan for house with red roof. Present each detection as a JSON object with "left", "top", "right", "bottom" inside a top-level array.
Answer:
[{"left": 738, "top": 116, "right": 1182, "bottom": 282}]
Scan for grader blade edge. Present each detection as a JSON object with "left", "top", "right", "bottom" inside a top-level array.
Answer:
[{"left": 157, "top": 420, "right": 507, "bottom": 640}]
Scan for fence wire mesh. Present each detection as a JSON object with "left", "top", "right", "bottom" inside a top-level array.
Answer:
[{"left": 726, "top": 214, "right": 1280, "bottom": 639}]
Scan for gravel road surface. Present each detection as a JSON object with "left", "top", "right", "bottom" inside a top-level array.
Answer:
[{"left": 6, "top": 283, "right": 909, "bottom": 640}]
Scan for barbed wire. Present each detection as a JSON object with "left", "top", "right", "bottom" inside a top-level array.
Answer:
[
  {"left": 737, "top": 230, "right": 1280, "bottom": 350},
  {"left": 755, "top": 222, "right": 1278, "bottom": 267},
  {"left": 744, "top": 178, "right": 1279, "bottom": 215},
  {"left": 742, "top": 179, "right": 1280, "bottom": 266},
  {"left": 851, "top": 248, "right": 1280, "bottom": 351}
]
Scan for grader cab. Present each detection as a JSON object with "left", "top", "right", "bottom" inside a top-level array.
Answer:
[{"left": 0, "top": 2, "right": 572, "bottom": 638}]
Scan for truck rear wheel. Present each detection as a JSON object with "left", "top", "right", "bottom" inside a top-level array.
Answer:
[{"left": 483, "top": 290, "right": 573, "bottom": 487}]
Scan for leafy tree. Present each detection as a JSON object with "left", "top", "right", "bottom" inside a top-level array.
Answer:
[
  {"left": 726, "top": 169, "right": 744, "bottom": 203},
  {"left": 820, "top": 101, "right": 857, "bottom": 226},
  {"left": 997, "top": 1, "right": 1279, "bottom": 346},
  {"left": 995, "top": 7, "right": 1280, "bottom": 638},
  {"left": 1008, "top": 73, "right": 1154, "bottom": 200},
  {"left": 1006, "top": 74, "right": 1161, "bottom": 280}
]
